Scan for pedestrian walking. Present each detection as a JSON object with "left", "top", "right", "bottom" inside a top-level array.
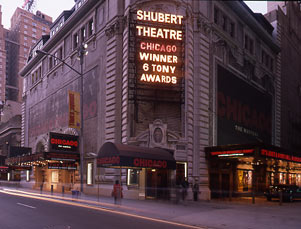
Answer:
[{"left": 112, "top": 180, "right": 123, "bottom": 204}]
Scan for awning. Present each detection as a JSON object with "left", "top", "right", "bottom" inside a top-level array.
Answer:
[
  {"left": 205, "top": 143, "right": 301, "bottom": 163},
  {"left": 97, "top": 142, "right": 176, "bottom": 169},
  {"left": 5, "top": 152, "right": 80, "bottom": 165}
]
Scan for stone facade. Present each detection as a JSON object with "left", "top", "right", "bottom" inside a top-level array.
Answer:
[{"left": 20, "top": 0, "right": 279, "bottom": 200}]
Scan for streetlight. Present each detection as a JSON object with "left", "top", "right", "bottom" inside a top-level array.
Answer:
[{"left": 36, "top": 43, "right": 88, "bottom": 192}]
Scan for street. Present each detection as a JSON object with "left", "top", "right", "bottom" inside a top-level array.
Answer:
[{"left": 0, "top": 192, "right": 195, "bottom": 229}]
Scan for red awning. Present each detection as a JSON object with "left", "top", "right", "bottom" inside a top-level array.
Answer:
[{"left": 97, "top": 142, "right": 176, "bottom": 169}]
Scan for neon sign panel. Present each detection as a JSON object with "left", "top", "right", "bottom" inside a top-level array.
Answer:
[{"left": 135, "top": 10, "right": 184, "bottom": 85}]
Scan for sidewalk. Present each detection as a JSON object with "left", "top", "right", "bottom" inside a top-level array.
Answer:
[{"left": 1, "top": 186, "right": 301, "bottom": 229}]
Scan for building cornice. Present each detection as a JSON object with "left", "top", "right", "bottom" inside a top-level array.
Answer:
[
  {"left": 20, "top": 0, "right": 101, "bottom": 77},
  {"left": 226, "top": 1, "right": 280, "bottom": 53}
]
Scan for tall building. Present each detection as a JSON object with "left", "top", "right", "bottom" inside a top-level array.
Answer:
[
  {"left": 5, "top": 7, "right": 52, "bottom": 102},
  {"left": 9, "top": 0, "right": 301, "bottom": 200},
  {"left": 266, "top": 1, "right": 301, "bottom": 152},
  {"left": 0, "top": 6, "right": 6, "bottom": 103}
]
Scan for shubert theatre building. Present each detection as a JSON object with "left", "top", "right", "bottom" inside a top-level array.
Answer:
[{"left": 7, "top": 0, "right": 300, "bottom": 200}]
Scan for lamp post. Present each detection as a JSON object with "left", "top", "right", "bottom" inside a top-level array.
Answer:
[{"left": 36, "top": 43, "right": 88, "bottom": 193}]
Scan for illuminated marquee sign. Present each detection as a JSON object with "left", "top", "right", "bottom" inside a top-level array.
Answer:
[
  {"left": 135, "top": 10, "right": 184, "bottom": 85},
  {"left": 211, "top": 149, "right": 254, "bottom": 157},
  {"left": 261, "top": 149, "right": 301, "bottom": 163},
  {"left": 49, "top": 132, "right": 79, "bottom": 152}
]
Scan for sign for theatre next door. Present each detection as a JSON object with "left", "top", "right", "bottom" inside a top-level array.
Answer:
[
  {"left": 133, "top": 9, "right": 185, "bottom": 87},
  {"left": 217, "top": 65, "right": 272, "bottom": 145}
]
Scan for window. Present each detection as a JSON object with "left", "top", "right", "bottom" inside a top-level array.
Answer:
[
  {"left": 81, "top": 27, "right": 86, "bottom": 41},
  {"left": 24, "top": 25, "right": 28, "bottom": 29},
  {"left": 24, "top": 36, "right": 27, "bottom": 40},
  {"left": 32, "top": 22, "right": 37, "bottom": 27},
  {"left": 127, "top": 169, "right": 139, "bottom": 186},
  {"left": 24, "top": 30, "right": 28, "bottom": 34},
  {"left": 74, "top": 33, "right": 79, "bottom": 49},
  {"left": 58, "top": 47, "right": 63, "bottom": 59},
  {"left": 49, "top": 56, "right": 53, "bottom": 69},
  {"left": 51, "top": 171, "right": 59, "bottom": 183},
  {"left": 214, "top": 7, "right": 219, "bottom": 24},
  {"left": 54, "top": 52, "right": 58, "bottom": 66},
  {"left": 244, "top": 34, "right": 254, "bottom": 55},
  {"left": 222, "top": 15, "right": 227, "bottom": 31},
  {"left": 32, "top": 28, "right": 37, "bottom": 32},
  {"left": 230, "top": 22, "right": 235, "bottom": 38},
  {"left": 26, "top": 170, "right": 30, "bottom": 182},
  {"left": 88, "top": 19, "right": 94, "bottom": 36},
  {"left": 87, "top": 163, "right": 93, "bottom": 185}
]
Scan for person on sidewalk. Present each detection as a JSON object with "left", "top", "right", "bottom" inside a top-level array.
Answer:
[{"left": 112, "top": 180, "right": 123, "bottom": 204}]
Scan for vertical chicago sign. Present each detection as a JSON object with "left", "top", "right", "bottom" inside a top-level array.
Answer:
[{"left": 135, "top": 10, "right": 185, "bottom": 86}]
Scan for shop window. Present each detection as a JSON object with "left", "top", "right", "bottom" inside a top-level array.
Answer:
[
  {"left": 87, "top": 163, "right": 93, "bottom": 185},
  {"left": 51, "top": 171, "right": 59, "bottom": 183},
  {"left": 26, "top": 170, "right": 30, "bottom": 182},
  {"left": 127, "top": 169, "right": 139, "bottom": 186}
]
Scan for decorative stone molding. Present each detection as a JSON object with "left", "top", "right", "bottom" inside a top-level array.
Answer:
[
  {"left": 130, "top": 119, "right": 181, "bottom": 149},
  {"left": 34, "top": 134, "right": 48, "bottom": 153},
  {"left": 105, "top": 17, "right": 127, "bottom": 39},
  {"left": 197, "top": 17, "right": 212, "bottom": 35}
]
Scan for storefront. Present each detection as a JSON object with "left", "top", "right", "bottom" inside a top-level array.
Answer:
[
  {"left": 5, "top": 133, "right": 80, "bottom": 192},
  {"left": 97, "top": 142, "right": 177, "bottom": 200},
  {"left": 205, "top": 144, "right": 301, "bottom": 198}
]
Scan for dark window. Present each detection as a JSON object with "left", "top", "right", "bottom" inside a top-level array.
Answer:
[
  {"left": 88, "top": 19, "right": 94, "bottom": 36},
  {"left": 249, "top": 39, "right": 254, "bottom": 55},
  {"left": 81, "top": 27, "right": 86, "bottom": 42},
  {"left": 245, "top": 35, "right": 249, "bottom": 50},
  {"left": 49, "top": 56, "right": 53, "bottom": 69},
  {"left": 73, "top": 33, "right": 79, "bottom": 49},
  {"left": 270, "top": 58, "right": 274, "bottom": 72},
  {"left": 230, "top": 22, "right": 235, "bottom": 37},
  {"left": 222, "top": 15, "right": 227, "bottom": 31},
  {"left": 58, "top": 47, "right": 63, "bottom": 60},
  {"left": 214, "top": 7, "right": 219, "bottom": 24}
]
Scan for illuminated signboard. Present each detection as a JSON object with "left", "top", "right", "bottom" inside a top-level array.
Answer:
[
  {"left": 49, "top": 132, "right": 79, "bottom": 152},
  {"left": 135, "top": 10, "right": 184, "bottom": 86},
  {"left": 261, "top": 149, "right": 301, "bottom": 163},
  {"left": 211, "top": 149, "right": 254, "bottom": 157},
  {"left": 48, "top": 162, "right": 77, "bottom": 170}
]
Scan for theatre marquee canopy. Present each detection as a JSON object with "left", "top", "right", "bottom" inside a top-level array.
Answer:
[
  {"left": 205, "top": 143, "right": 301, "bottom": 163},
  {"left": 97, "top": 142, "right": 176, "bottom": 169}
]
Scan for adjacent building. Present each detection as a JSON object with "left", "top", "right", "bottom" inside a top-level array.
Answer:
[
  {"left": 266, "top": 1, "right": 301, "bottom": 153},
  {"left": 0, "top": 6, "right": 6, "bottom": 103},
  {"left": 10, "top": 0, "right": 301, "bottom": 200},
  {"left": 5, "top": 7, "right": 52, "bottom": 102}
]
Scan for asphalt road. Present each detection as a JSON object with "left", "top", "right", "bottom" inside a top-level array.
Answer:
[{"left": 0, "top": 192, "right": 193, "bottom": 229}]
